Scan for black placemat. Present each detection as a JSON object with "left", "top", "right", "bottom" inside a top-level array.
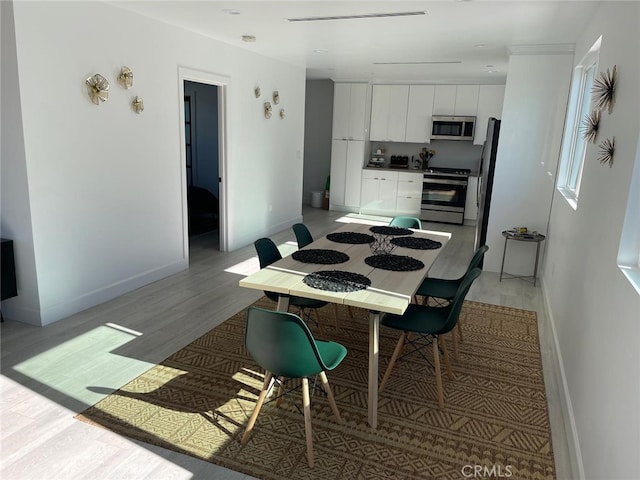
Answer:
[
  {"left": 291, "top": 249, "right": 349, "bottom": 265},
  {"left": 390, "top": 237, "right": 442, "bottom": 250},
  {"left": 369, "top": 226, "right": 414, "bottom": 236},
  {"left": 303, "top": 271, "right": 372, "bottom": 292},
  {"left": 326, "top": 232, "right": 375, "bottom": 244},
  {"left": 365, "top": 254, "right": 425, "bottom": 272}
]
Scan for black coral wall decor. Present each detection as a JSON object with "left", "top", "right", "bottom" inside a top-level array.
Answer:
[
  {"left": 597, "top": 137, "right": 615, "bottom": 168},
  {"left": 592, "top": 65, "right": 617, "bottom": 114},
  {"left": 580, "top": 110, "right": 600, "bottom": 144}
]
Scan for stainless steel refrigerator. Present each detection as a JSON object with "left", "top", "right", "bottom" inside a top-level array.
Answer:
[{"left": 474, "top": 117, "right": 501, "bottom": 254}]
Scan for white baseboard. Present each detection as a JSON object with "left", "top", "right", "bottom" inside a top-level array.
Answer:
[
  {"left": 540, "top": 277, "right": 585, "bottom": 479},
  {"left": 37, "top": 259, "right": 189, "bottom": 326}
]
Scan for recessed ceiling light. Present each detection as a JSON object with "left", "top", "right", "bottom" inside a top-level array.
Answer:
[
  {"left": 485, "top": 64, "right": 494, "bottom": 68},
  {"left": 475, "top": 43, "right": 487, "bottom": 48},
  {"left": 222, "top": 9, "right": 240, "bottom": 15},
  {"left": 241, "top": 35, "right": 256, "bottom": 43},
  {"left": 486, "top": 70, "right": 497, "bottom": 74},
  {"left": 314, "top": 49, "right": 329, "bottom": 54}
]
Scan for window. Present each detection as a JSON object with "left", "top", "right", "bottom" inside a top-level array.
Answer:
[
  {"left": 617, "top": 130, "right": 640, "bottom": 295},
  {"left": 557, "top": 37, "right": 601, "bottom": 208}
]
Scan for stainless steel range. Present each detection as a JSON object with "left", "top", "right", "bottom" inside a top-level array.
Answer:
[{"left": 420, "top": 167, "right": 471, "bottom": 225}]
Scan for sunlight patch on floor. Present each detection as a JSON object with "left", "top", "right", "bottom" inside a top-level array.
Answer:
[
  {"left": 336, "top": 213, "right": 391, "bottom": 225},
  {"left": 12, "top": 326, "right": 153, "bottom": 405}
]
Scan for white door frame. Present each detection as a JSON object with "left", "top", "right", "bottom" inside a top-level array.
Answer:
[{"left": 178, "top": 67, "right": 230, "bottom": 252}]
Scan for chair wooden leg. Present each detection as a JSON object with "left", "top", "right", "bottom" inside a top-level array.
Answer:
[
  {"left": 319, "top": 371, "right": 343, "bottom": 424},
  {"left": 380, "top": 332, "right": 406, "bottom": 392},
  {"left": 432, "top": 338, "right": 445, "bottom": 409},
  {"left": 241, "top": 371, "right": 274, "bottom": 445},
  {"left": 451, "top": 330, "right": 459, "bottom": 361},
  {"left": 301, "top": 377, "right": 314, "bottom": 468},
  {"left": 439, "top": 335, "right": 455, "bottom": 380},
  {"left": 456, "top": 319, "right": 464, "bottom": 343},
  {"left": 333, "top": 304, "right": 339, "bottom": 326}
]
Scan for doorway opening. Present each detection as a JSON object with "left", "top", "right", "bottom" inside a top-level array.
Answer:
[
  {"left": 184, "top": 81, "right": 219, "bottom": 241},
  {"left": 178, "top": 68, "right": 229, "bottom": 255}
]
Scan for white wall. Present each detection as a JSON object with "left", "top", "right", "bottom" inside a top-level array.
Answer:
[
  {"left": 542, "top": 3, "right": 640, "bottom": 478},
  {"left": 483, "top": 53, "right": 573, "bottom": 275},
  {"left": 0, "top": 1, "right": 42, "bottom": 323},
  {"left": 1, "top": 1, "right": 305, "bottom": 325}
]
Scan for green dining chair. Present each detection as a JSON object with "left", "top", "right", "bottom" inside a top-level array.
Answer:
[
  {"left": 241, "top": 307, "right": 347, "bottom": 468},
  {"left": 389, "top": 216, "right": 422, "bottom": 229},
  {"left": 380, "top": 268, "right": 481, "bottom": 409},
  {"left": 292, "top": 223, "right": 314, "bottom": 248},
  {"left": 414, "top": 245, "right": 488, "bottom": 358},
  {"left": 254, "top": 237, "right": 330, "bottom": 335}
]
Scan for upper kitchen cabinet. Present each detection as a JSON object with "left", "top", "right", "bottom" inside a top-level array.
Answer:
[
  {"left": 432, "top": 85, "right": 479, "bottom": 116},
  {"left": 473, "top": 85, "right": 505, "bottom": 145},
  {"left": 370, "top": 85, "right": 410, "bottom": 142},
  {"left": 332, "top": 83, "right": 369, "bottom": 141},
  {"left": 405, "top": 85, "right": 435, "bottom": 143}
]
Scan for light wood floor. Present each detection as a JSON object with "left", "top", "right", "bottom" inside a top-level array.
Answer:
[{"left": 0, "top": 207, "right": 572, "bottom": 479}]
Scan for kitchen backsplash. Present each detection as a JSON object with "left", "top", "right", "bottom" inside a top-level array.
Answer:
[{"left": 371, "top": 140, "right": 483, "bottom": 174}]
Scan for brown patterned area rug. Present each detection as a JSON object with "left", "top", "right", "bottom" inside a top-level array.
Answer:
[{"left": 76, "top": 298, "right": 555, "bottom": 480}]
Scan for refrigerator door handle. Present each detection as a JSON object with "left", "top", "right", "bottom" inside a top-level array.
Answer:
[{"left": 477, "top": 176, "right": 482, "bottom": 207}]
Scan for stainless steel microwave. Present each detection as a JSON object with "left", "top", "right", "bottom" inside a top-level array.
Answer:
[{"left": 431, "top": 116, "right": 476, "bottom": 141}]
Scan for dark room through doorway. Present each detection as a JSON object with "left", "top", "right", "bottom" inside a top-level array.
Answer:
[{"left": 184, "top": 80, "right": 220, "bottom": 245}]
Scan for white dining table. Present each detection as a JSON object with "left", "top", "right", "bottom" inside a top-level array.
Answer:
[{"left": 239, "top": 222, "right": 451, "bottom": 429}]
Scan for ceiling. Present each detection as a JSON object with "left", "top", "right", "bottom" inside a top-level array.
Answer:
[{"left": 112, "top": 1, "right": 601, "bottom": 84}]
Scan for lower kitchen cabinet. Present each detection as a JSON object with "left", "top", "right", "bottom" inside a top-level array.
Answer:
[
  {"left": 330, "top": 140, "right": 364, "bottom": 209},
  {"left": 396, "top": 172, "right": 423, "bottom": 215},
  {"left": 360, "top": 170, "right": 398, "bottom": 213},
  {"left": 360, "top": 170, "right": 423, "bottom": 216}
]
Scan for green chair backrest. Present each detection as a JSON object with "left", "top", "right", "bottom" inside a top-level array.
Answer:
[
  {"left": 439, "top": 268, "right": 482, "bottom": 334},
  {"left": 466, "top": 245, "right": 489, "bottom": 274},
  {"left": 245, "top": 306, "right": 327, "bottom": 378},
  {"left": 292, "top": 223, "right": 314, "bottom": 248},
  {"left": 389, "top": 216, "right": 422, "bottom": 229},
  {"left": 254, "top": 237, "right": 282, "bottom": 269}
]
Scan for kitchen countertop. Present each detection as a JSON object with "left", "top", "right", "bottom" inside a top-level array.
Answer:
[
  {"left": 363, "top": 166, "right": 424, "bottom": 172},
  {"left": 363, "top": 166, "right": 479, "bottom": 176}
]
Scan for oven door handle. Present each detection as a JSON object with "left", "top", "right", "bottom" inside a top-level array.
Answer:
[{"left": 423, "top": 178, "right": 468, "bottom": 186}]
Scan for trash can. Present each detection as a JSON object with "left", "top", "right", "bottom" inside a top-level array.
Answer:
[{"left": 311, "top": 190, "right": 323, "bottom": 208}]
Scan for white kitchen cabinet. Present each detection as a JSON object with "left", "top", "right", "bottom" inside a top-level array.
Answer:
[
  {"left": 464, "top": 175, "right": 479, "bottom": 221},
  {"left": 360, "top": 169, "right": 399, "bottom": 213},
  {"left": 405, "top": 85, "right": 435, "bottom": 143},
  {"left": 432, "top": 85, "right": 479, "bottom": 116},
  {"left": 396, "top": 171, "right": 423, "bottom": 215},
  {"left": 432, "top": 85, "right": 457, "bottom": 115},
  {"left": 369, "top": 85, "right": 409, "bottom": 142},
  {"left": 473, "top": 85, "right": 505, "bottom": 145},
  {"left": 330, "top": 140, "right": 364, "bottom": 209},
  {"left": 454, "top": 85, "right": 480, "bottom": 115},
  {"left": 332, "top": 83, "right": 369, "bottom": 141}
]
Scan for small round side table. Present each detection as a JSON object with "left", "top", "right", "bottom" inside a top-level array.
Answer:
[{"left": 499, "top": 230, "right": 546, "bottom": 286}]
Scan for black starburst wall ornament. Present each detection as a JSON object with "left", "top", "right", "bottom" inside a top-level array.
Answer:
[
  {"left": 592, "top": 65, "right": 617, "bottom": 114},
  {"left": 580, "top": 110, "right": 600, "bottom": 144},
  {"left": 597, "top": 137, "right": 615, "bottom": 168}
]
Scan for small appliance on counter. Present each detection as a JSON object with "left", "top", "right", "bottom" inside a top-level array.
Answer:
[{"left": 389, "top": 155, "right": 409, "bottom": 168}]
